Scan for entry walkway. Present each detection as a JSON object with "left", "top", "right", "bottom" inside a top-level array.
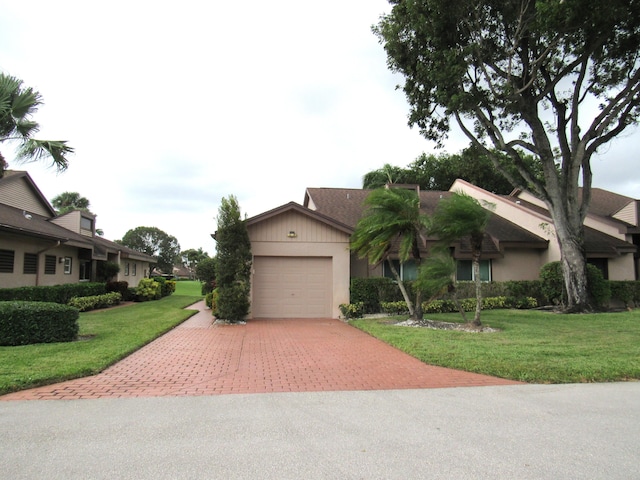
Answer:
[{"left": 1, "top": 301, "right": 521, "bottom": 401}]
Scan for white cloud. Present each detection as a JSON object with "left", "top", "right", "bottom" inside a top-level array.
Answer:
[{"left": 1, "top": 0, "right": 638, "bottom": 254}]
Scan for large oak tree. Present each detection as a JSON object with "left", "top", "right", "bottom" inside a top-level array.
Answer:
[{"left": 374, "top": 0, "right": 640, "bottom": 311}]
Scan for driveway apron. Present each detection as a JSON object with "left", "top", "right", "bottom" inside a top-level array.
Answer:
[{"left": 1, "top": 301, "right": 521, "bottom": 401}]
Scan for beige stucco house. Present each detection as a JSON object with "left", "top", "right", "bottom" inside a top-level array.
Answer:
[
  {"left": 244, "top": 180, "right": 638, "bottom": 319},
  {"left": 0, "top": 171, "right": 155, "bottom": 288}
]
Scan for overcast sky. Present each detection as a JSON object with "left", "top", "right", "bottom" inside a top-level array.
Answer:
[{"left": 1, "top": 1, "right": 638, "bottom": 255}]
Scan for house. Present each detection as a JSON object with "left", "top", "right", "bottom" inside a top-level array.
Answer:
[
  {"left": 244, "top": 180, "right": 638, "bottom": 319},
  {"left": 0, "top": 170, "right": 155, "bottom": 288}
]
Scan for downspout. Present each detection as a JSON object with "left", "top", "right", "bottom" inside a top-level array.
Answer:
[{"left": 35, "top": 241, "right": 61, "bottom": 286}]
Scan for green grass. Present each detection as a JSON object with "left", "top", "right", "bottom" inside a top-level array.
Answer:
[
  {"left": 351, "top": 309, "right": 640, "bottom": 384},
  {"left": 0, "top": 281, "right": 204, "bottom": 395}
]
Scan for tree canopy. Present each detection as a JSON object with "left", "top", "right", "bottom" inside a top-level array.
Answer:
[
  {"left": 117, "top": 226, "right": 180, "bottom": 274},
  {"left": 51, "top": 192, "right": 91, "bottom": 215},
  {"left": 374, "top": 0, "right": 640, "bottom": 310},
  {"left": 0, "top": 73, "right": 73, "bottom": 176},
  {"left": 214, "top": 195, "right": 252, "bottom": 322},
  {"left": 363, "top": 146, "right": 544, "bottom": 193}
]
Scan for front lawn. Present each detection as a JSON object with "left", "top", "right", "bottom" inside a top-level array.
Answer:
[
  {"left": 0, "top": 282, "right": 203, "bottom": 396},
  {"left": 351, "top": 309, "right": 640, "bottom": 383}
]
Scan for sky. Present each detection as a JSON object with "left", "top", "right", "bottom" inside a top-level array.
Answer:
[{"left": 1, "top": 1, "right": 638, "bottom": 256}]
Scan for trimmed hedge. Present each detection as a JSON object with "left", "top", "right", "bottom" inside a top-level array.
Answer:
[
  {"left": 135, "top": 278, "right": 162, "bottom": 301},
  {"left": 68, "top": 292, "right": 122, "bottom": 312},
  {"left": 0, "top": 301, "right": 79, "bottom": 346},
  {"left": 379, "top": 296, "right": 538, "bottom": 316},
  {"left": 0, "top": 283, "right": 106, "bottom": 304}
]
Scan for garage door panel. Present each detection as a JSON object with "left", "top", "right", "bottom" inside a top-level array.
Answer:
[{"left": 252, "top": 256, "right": 331, "bottom": 318}]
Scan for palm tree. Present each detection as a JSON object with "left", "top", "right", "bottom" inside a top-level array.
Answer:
[
  {"left": 427, "top": 192, "right": 493, "bottom": 326},
  {"left": 0, "top": 73, "right": 73, "bottom": 176},
  {"left": 350, "top": 187, "right": 428, "bottom": 320},
  {"left": 51, "top": 191, "right": 91, "bottom": 214}
]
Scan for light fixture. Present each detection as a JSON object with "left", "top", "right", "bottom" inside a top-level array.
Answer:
[
  {"left": 59, "top": 257, "right": 65, "bottom": 263},
  {"left": 287, "top": 231, "right": 297, "bottom": 238},
  {"left": 22, "top": 210, "right": 32, "bottom": 220}
]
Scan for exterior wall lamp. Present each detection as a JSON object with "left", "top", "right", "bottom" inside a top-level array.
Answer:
[{"left": 287, "top": 231, "right": 297, "bottom": 238}]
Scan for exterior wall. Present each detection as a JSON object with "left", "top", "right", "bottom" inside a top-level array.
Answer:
[
  {"left": 248, "top": 210, "right": 350, "bottom": 319},
  {"left": 117, "top": 259, "right": 149, "bottom": 287},
  {"left": 0, "top": 177, "right": 52, "bottom": 216},
  {"left": 614, "top": 202, "right": 638, "bottom": 226},
  {"left": 608, "top": 255, "right": 636, "bottom": 281},
  {"left": 0, "top": 233, "right": 80, "bottom": 287},
  {"left": 490, "top": 250, "right": 545, "bottom": 281}
]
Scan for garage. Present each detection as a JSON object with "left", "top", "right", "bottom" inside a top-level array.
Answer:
[{"left": 252, "top": 256, "right": 332, "bottom": 318}]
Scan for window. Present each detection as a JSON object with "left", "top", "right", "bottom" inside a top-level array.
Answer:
[
  {"left": 383, "top": 259, "right": 418, "bottom": 281},
  {"left": 456, "top": 260, "right": 491, "bottom": 282},
  {"left": 80, "top": 216, "right": 93, "bottom": 231},
  {"left": 124, "top": 263, "right": 130, "bottom": 276},
  {"left": 23, "top": 253, "right": 38, "bottom": 274},
  {"left": 79, "top": 260, "right": 91, "bottom": 281},
  {"left": 44, "top": 255, "right": 56, "bottom": 275},
  {"left": 0, "top": 249, "right": 14, "bottom": 273},
  {"left": 132, "top": 263, "right": 137, "bottom": 276},
  {"left": 64, "top": 257, "right": 72, "bottom": 274}
]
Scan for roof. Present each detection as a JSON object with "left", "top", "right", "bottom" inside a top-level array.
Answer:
[
  {"left": 246, "top": 201, "right": 353, "bottom": 235},
  {"left": 304, "top": 187, "right": 549, "bottom": 256}
]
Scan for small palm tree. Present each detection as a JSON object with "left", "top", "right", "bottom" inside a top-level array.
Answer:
[
  {"left": 427, "top": 192, "right": 493, "bottom": 326},
  {"left": 0, "top": 73, "right": 73, "bottom": 176},
  {"left": 351, "top": 187, "right": 428, "bottom": 320},
  {"left": 51, "top": 191, "right": 91, "bottom": 215}
]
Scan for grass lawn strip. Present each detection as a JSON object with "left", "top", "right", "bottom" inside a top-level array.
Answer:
[
  {"left": 0, "top": 281, "right": 203, "bottom": 396},
  {"left": 350, "top": 308, "right": 640, "bottom": 384}
]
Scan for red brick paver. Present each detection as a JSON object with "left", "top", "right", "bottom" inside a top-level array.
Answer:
[{"left": 1, "top": 301, "right": 522, "bottom": 401}]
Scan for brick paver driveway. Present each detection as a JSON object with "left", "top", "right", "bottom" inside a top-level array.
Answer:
[{"left": 1, "top": 301, "right": 521, "bottom": 401}]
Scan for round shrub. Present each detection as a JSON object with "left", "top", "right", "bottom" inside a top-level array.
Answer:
[
  {"left": 540, "top": 261, "right": 565, "bottom": 305},
  {"left": 587, "top": 264, "right": 611, "bottom": 310},
  {"left": 0, "top": 301, "right": 79, "bottom": 346}
]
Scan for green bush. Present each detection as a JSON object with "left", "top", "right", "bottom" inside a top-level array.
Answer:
[
  {"left": 135, "top": 278, "right": 162, "bottom": 301},
  {"left": 339, "top": 302, "right": 364, "bottom": 319},
  {"left": 152, "top": 277, "right": 176, "bottom": 297},
  {"left": 540, "top": 262, "right": 566, "bottom": 305},
  {"left": 68, "top": 292, "right": 122, "bottom": 312},
  {"left": 380, "top": 296, "right": 538, "bottom": 316},
  {"left": 0, "top": 283, "right": 106, "bottom": 304},
  {"left": 380, "top": 301, "right": 410, "bottom": 315},
  {"left": 216, "top": 282, "right": 250, "bottom": 322},
  {"left": 609, "top": 281, "right": 640, "bottom": 307},
  {"left": 587, "top": 264, "right": 611, "bottom": 310},
  {"left": 96, "top": 261, "right": 120, "bottom": 282},
  {"left": 106, "top": 281, "right": 129, "bottom": 299},
  {"left": 0, "top": 301, "right": 79, "bottom": 346},
  {"left": 210, "top": 288, "right": 219, "bottom": 316}
]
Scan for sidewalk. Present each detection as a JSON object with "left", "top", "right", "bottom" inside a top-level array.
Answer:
[{"left": 1, "top": 301, "right": 521, "bottom": 401}]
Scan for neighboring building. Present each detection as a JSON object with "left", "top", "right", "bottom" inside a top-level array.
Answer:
[
  {"left": 243, "top": 181, "right": 637, "bottom": 319},
  {"left": 0, "top": 171, "right": 155, "bottom": 288}
]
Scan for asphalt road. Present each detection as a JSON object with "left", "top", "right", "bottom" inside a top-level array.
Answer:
[{"left": 1, "top": 383, "right": 639, "bottom": 479}]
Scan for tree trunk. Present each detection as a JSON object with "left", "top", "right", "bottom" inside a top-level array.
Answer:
[
  {"left": 472, "top": 255, "right": 482, "bottom": 326},
  {"left": 558, "top": 234, "right": 590, "bottom": 312},
  {"left": 387, "top": 258, "right": 415, "bottom": 317}
]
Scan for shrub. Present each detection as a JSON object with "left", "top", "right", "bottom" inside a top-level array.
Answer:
[
  {"left": 609, "top": 281, "right": 638, "bottom": 308},
  {"left": 152, "top": 277, "right": 176, "bottom": 297},
  {"left": 339, "top": 302, "right": 364, "bottom": 319},
  {"left": 210, "top": 288, "right": 219, "bottom": 316},
  {"left": 216, "top": 282, "right": 250, "bottom": 322},
  {"left": 0, "top": 283, "right": 106, "bottom": 304},
  {"left": 380, "top": 301, "right": 410, "bottom": 315},
  {"left": 135, "top": 278, "right": 162, "bottom": 301},
  {"left": 0, "top": 301, "right": 79, "bottom": 346},
  {"left": 106, "top": 281, "right": 129, "bottom": 297},
  {"left": 68, "top": 292, "right": 122, "bottom": 312},
  {"left": 587, "top": 264, "right": 611, "bottom": 310},
  {"left": 97, "top": 261, "right": 120, "bottom": 282},
  {"left": 540, "top": 262, "right": 565, "bottom": 305}
]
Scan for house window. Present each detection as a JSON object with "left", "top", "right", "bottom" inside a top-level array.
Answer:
[
  {"left": 124, "top": 263, "right": 130, "bottom": 276},
  {"left": 79, "top": 260, "right": 91, "bottom": 281},
  {"left": 64, "top": 257, "right": 72, "bottom": 274},
  {"left": 44, "top": 255, "right": 56, "bottom": 275},
  {"left": 456, "top": 260, "right": 491, "bottom": 282},
  {"left": 383, "top": 259, "right": 418, "bottom": 281},
  {"left": 132, "top": 263, "right": 137, "bottom": 276},
  {"left": 23, "top": 253, "right": 38, "bottom": 274},
  {"left": 80, "top": 216, "right": 93, "bottom": 231},
  {"left": 0, "top": 249, "right": 14, "bottom": 273}
]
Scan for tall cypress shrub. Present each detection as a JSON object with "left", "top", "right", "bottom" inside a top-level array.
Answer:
[{"left": 214, "top": 195, "right": 252, "bottom": 322}]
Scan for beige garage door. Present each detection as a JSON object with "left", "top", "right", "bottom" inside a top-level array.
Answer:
[{"left": 252, "top": 256, "right": 332, "bottom": 318}]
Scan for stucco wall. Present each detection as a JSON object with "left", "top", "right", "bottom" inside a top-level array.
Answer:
[
  {"left": 491, "top": 250, "right": 546, "bottom": 281},
  {"left": 0, "top": 234, "right": 80, "bottom": 287}
]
